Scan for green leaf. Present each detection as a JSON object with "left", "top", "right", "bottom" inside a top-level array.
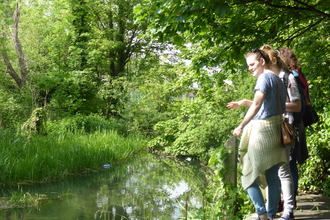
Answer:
[{"left": 213, "top": 3, "right": 230, "bottom": 16}]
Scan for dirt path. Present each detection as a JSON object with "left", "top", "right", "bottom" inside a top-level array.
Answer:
[{"left": 245, "top": 193, "right": 330, "bottom": 220}]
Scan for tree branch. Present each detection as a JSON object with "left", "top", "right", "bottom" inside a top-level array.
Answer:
[
  {"left": 286, "top": 18, "right": 324, "bottom": 44},
  {"left": 233, "top": 0, "right": 330, "bottom": 19},
  {"left": 2, "top": 52, "right": 22, "bottom": 88},
  {"left": 294, "top": 0, "right": 330, "bottom": 18},
  {"left": 262, "top": 0, "right": 330, "bottom": 19},
  {"left": 13, "top": 3, "right": 29, "bottom": 87}
]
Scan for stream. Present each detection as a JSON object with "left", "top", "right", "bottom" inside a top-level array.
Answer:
[{"left": 0, "top": 154, "right": 207, "bottom": 220}]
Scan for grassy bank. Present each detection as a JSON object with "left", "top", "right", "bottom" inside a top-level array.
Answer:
[{"left": 0, "top": 130, "right": 146, "bottom": 185}]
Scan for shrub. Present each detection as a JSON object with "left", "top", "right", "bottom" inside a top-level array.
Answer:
[
  {"left": 46, "top": 114, "right": 128, "bottom": 135},
  {"left": 147, "top": 70, "right": 253, "bottom": 160},
  {"left": 148, "top": 98, "right": 237, "bottom": 160},
  {"left": 0, "top": 90, "right": 25, "bottom": 129},
  {"left": 299, "top": 110, "right": 330, "bottom": 195}
]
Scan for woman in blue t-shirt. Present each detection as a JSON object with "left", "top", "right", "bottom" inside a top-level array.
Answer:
[{"left": 227, "top": 48, "right": 287, "bottom": 220}]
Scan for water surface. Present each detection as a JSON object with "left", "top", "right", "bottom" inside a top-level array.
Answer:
[{"left": 0, "top": 154, "right": 206, "bottom": 220}]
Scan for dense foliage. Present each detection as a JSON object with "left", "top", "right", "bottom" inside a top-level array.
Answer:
[
  {"left": 135, "top": 0, "right": 330, "bottom": 195},
  {"left": 0, "top": 0, "right": 329, "bottom": 217}
]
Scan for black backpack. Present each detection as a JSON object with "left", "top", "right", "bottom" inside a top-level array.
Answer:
[{"left": 282, "top": 71, "right": 306, "bottom": 126}]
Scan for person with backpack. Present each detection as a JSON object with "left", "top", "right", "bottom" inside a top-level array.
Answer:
[
  {"left": 260, "top": 45, "right": 301, "bottom": 220},
  {"left": 278, "top": 47, "right": 310, "bottom": 207}
]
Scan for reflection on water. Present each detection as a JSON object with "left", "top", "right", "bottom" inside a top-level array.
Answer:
[{"left": 0, "top": 154, "right": 206, "bottom": 219}]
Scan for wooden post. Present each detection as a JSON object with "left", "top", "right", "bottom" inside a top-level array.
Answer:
[
  {"left": 224, "top": 136, "right": 238, "bottom": 188},
  {"left": 223, "top": 136, "right": 239, "bottom": 219}
]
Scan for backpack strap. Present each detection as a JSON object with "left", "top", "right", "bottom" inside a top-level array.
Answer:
[{"left": 282, "top": 71, "right": 290, "bottom": 103}]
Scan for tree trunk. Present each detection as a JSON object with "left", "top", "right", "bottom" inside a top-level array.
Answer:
[{"left": 1, "top": 3, "right": 29, "bottom": 89}]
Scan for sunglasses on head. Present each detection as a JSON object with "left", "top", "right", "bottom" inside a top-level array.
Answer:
[{"left": 252, "top": 48, "right": 267, "bottom": 60}]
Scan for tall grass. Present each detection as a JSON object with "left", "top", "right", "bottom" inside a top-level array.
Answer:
[{"left": 0, "top": 129, "right": 146, "bottom": 185}]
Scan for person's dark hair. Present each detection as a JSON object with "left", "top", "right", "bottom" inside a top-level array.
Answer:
[
  {"left": 245, "top": 48, "right": 271, "bottom": 66},
  {"left": 278, "top": 47, "right": 305, "bottom": 77}
]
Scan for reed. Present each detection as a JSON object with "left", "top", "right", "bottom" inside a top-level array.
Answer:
[
  {"left": 3, "top": 190, "right": 47, "bottom": 208},
  {"left": 0, "top": 130, "right": 146, "bottom": 185}
]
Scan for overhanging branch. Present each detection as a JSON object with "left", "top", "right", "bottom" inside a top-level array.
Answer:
[
  {"left": 262, "top": 0, "right": 330, "bottom": 19},
  {"left": 233, "top": 0, "right": 330, "bottom": 19},
  {"left": 294, "top": 0, "right": 330, "bottom": 18},
  {"left": 286, "top": 18, "right": 324, "bottom": 44}
]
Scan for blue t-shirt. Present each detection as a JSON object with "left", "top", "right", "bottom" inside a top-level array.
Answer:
[{"left": 253, "top": 72, "right": 286, "bottom": 120}]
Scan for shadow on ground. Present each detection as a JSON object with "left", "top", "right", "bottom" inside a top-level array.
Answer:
[
  {"left": 245, "top": 193, "right": 330, "bottom": 220},
  {"left": 294, "top": 194, "right": 330, "bottom": 220}
]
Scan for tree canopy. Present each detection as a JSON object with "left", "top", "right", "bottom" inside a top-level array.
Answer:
[
  {"left": 137, "top": 0, "right": 329, "bottom": 52},
  {"left": 135, "top": 0, "right": 330, "bottom": 109}
]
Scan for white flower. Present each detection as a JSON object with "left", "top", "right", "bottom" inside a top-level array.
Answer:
[{"left": 223, "top": 79, "right": 233, "bottom": 86}]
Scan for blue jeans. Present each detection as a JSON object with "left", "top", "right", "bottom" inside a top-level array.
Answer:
[{"left": 247, "top": 164, "right": 280, "bottom": 218}]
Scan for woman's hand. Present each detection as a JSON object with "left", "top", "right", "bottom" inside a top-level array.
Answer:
[
  {"left": 227, "top": 100, "right": 246, "bottom": 110},
  {"left": 233, "top": 126, "right": 243, "bottom": 136}
]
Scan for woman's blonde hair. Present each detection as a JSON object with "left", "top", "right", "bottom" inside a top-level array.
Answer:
[{"left": 260, "top": 45, "right": 288, "bottom": 71}]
